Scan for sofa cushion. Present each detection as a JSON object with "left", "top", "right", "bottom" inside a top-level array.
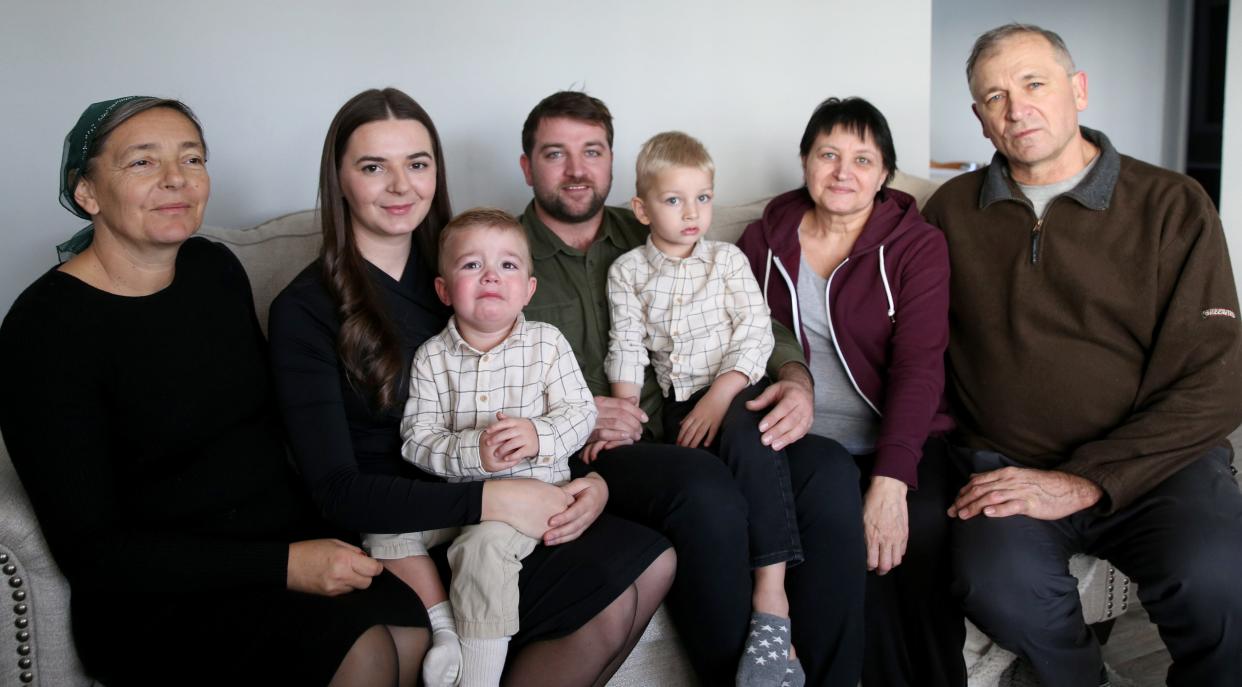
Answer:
[{"left": 198, "top": 210, "right": 321, "bottom": 333}]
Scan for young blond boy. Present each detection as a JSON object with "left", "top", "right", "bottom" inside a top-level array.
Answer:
[
  {"left": 364, "top": 208, "right": 596, "bottom": 687},
  {"left": 603, "top": 132, "right": 804, "bottom": 687}
]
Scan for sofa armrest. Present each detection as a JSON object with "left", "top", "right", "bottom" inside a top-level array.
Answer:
[
  {"left": 0, "top": 435, "right": 93, "bottom": 686},
  {"left": 1071, "top": 555, "right": 1131, "bottom": 626}
]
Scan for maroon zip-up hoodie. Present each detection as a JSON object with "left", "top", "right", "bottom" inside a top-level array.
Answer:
[{"left": 737, "top": 187, "right": 954, "bottom": 487}]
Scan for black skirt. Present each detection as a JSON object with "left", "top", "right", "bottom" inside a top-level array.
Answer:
[
  {"left": 431, "top": 512, "right": 670, "bottom": 650},
  {"left": 77, "top": 514, "right": 668, "bottom": 685},
  {"left": 74, "top": 569, "right": 427, "bottom": 686}
]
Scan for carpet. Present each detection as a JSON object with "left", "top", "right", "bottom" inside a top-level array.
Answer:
[{"left": 964, "top": 623, "right": 1135, "bottom": 687}]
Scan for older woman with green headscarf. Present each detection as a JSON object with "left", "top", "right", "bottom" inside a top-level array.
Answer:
[{"left": 0, "top": 97, "right": 432, "bottom": 686}]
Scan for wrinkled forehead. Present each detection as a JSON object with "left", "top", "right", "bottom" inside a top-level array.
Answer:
[
  {"left": 102, "top": 107, "right": 205, "bottom": 154},
  {"left": 970, "top": 33, "right": 1073, "bottom": 94}
]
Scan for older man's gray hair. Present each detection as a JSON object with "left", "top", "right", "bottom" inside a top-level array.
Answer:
[{"left": 966, "top": 23, "right": 1077, "bottom": 94}]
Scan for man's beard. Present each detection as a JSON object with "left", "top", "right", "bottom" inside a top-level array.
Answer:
[{"left": 534, "top": 181, "right": 609, "bottom": 224}]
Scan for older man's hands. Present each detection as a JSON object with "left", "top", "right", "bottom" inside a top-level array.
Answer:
[{"left": 949, "top": 467, "right": 1102, "bottom": 520}]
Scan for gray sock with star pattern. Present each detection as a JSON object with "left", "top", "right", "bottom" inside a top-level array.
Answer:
[
  {"left": 783, "top": 655, "right": 806, "bottom": 687},
  {"left": 735, "top": 611, "right": 793, "bottom": 687}
]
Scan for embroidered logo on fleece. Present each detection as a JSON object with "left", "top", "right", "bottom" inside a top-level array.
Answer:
[{"left": 1201, "top": 308, "right": 1238, "bottom": 320}]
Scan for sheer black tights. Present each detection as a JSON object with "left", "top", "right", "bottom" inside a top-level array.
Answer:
[
  {"left": 327, "top": 549, "right": 676, "bottom": 687},
  {"left": 504, "top": 548, "right": 677, "bottom": 687},
  {"left": 329, "top": 625, "right": 429, "bottom": 687}
]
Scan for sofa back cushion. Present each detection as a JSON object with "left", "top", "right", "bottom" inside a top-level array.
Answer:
[
  {"left": 197, "top": 171, "right": 941, "bottom": 332},
  {"left": 198, "top": 211, "right": 320, "bottom": 333}
]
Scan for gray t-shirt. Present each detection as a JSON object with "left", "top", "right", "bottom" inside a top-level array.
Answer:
[
  {"left": 797, "top": 256, "right": 878, "bottom": 454},
  {"left": 1015, "top": 155, "right": 1098, "bottom": 217}
]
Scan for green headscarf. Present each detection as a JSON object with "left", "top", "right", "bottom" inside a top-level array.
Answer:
[{"left": 55, "top": 96, "right": 144, "bottom": 263}]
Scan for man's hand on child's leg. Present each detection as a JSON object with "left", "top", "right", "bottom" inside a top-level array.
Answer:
[
  {"left": 581, "top": 440, "right": 613, "bottom": 464},
  {"left": 589, "top": 394, "right": 646, "bottom": 445}
]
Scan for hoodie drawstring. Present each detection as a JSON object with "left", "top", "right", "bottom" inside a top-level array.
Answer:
[
  {"left": 771, "top": 254, "right": 800, "bottom": 338},
  {"left": 763, "top": 248, "right": 772, "bottom": 303},
  {"left": 879, "top": 244, "right": 896, "bottom": 324}
]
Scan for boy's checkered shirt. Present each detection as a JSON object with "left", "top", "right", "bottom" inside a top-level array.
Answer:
[
  {"left": 400, "top": 314, "right": 596, "bottom": 483},
  {"left": 605, "top": 237, "right": 774, "bottom": 401}
]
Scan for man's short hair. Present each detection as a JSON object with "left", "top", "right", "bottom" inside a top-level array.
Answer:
[
  {"left": 437, "top": 207, "right": 531, "bottom": 276},
  {"left": 634, "top": 131, "right": 715, "bottom": 197},
  {"left": 521, "top": 91, "right": 614, "bottom": 157},
  {"left": 966, "top": 23, "right": 1077, "bottom": 95}
]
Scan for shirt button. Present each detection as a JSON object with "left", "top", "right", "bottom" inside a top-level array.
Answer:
[
  {"left": 675, "top": 297, "right": 682, "bottom": 304},
  {"left": 479, "top": 394, "right": 488, "bottom": 402},
  {"left": 671, "top": 330, "right": 678, "bottom": 336},
  {"left": 482, "top": 354, "right": 491, "bottom": 362}
]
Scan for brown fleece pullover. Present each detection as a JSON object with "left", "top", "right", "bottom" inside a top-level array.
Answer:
[{"left": 923, "top": 128, "right": 1242, "bottom": 513}]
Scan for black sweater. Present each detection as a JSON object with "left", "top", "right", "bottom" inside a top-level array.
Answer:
[
  {"left": 268, "top": 241, "right": 484, "bottom": 535},
  {"left": 0, "top": 238, "right": 309, "bottom": 599}
]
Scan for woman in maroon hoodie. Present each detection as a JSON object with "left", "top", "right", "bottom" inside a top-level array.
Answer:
[{"left": 737, "top": 97, "right": 964, "bottom": 687}]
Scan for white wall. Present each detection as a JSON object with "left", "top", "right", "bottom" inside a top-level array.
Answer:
[
  {"left": 1224, "top": 2, "right": 1242, "bottom": 289},
  {"left": 0, "top": 0, "right": 932, "bottom": 313},
  {"left": 931, "top": 0, "right": 1184, "bottom": 168}
]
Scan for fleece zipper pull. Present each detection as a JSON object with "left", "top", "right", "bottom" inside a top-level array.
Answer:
[{"left": 1030, "top": 217, "right": 1044, "bottom": 265}]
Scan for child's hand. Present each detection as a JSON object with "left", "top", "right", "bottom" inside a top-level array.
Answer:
[
  {"left": 677, "top": 388, "right": 732, "bottom": 449},
  {"left": 481, "top": 412, "right": 539, "bottom": 472},
  {"left": 479, "top": 432, "right": 516, "bottom": 473}
]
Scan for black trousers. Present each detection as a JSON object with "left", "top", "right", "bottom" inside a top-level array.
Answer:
[
  {"left": 951, "top": 446, "right": 1242, "bottom": 687},
  {"left": 856, "top": 437, "right": 967, "bottom": 687},
  {"left": 663, "top": 383, "right": 803, "bottom": 568},
  {"left": 584, "top": 424, "right": 866, "bottom": 686}
]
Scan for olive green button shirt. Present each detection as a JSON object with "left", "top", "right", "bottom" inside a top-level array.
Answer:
[{"left": 521, "top": 201, "right": 808, "bottom": 441}]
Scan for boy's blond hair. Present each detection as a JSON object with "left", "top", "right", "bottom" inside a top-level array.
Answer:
[
  {"left": 437, "top": 207, "right": 532, "bottom": 277},
  {"left": 634, "top": 131, "right": 715, "bottom": 197}
]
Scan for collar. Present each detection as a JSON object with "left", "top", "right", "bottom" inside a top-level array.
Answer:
[
  {"left": 979, "top": 126, "right": 1120, "bottom": 212},
  {"left": 445, "top": 312, "right": 529, "bottom": 355},
  {"left": 523, "top": 201, "right": 634, "bottom": 259},
  {"left": 641, "top": 234, "right": 710, "bottom": 267}
]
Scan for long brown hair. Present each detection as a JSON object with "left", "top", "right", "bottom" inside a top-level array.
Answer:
[{"left": 318, "top": 88, "right": 452, "bottom": 409}]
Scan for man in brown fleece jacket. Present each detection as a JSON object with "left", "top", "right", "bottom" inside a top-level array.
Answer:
[{"left": 922, "top": 23, "right": 1242, "bottom": 687}]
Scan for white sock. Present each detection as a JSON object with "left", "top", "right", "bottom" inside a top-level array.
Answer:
[
  {"left": 423, "top": 601, "right": 462, "bottom": 687},
  {"left": 459, "top": 636, "right": 510, "bottom": 687}
]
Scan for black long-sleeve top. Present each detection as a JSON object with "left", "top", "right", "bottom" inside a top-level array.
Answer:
[
  {"left": 0, "top": 238, "right": 312, "bottom": 600},
  {"left": 268, "top": 240, "right": 484, "bottom": 535}
]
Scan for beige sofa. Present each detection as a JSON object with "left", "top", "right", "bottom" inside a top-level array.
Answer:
[{"left": 2, "top": 172, "right": 1233, "bottom": 686}]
